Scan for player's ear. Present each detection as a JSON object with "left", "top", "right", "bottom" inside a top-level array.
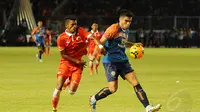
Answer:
[
  {"left": 119, "top": 16, "right": 123, "bottom": 22},
  {"left": 65, "top": 23, "right": 68, "bottom": 29}
]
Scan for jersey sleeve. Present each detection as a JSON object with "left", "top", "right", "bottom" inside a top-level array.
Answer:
[
  {"left": 103, "top": 24, "right": 119, "bottom": 39},
  {"left": 99, "top": 32, "right": 103, "bottom": 40},
  {"left": 78, "top": 27, "right": 92, "bottom": 38},
  {"left": 31, "top": 27, "right": 38, "bottom": 35},
  {"left": 57, "top": 35, "right": 65, "bottom": 51}
]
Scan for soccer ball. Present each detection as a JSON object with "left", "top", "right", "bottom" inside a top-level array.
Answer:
[{"left": 129, "top": 44, "right": 144, "bottom": 59}]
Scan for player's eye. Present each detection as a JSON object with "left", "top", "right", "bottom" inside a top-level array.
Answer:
[
  {"left": 125, "top": 20, "right": 131, "bottom": 23},
  {"left": 71, "top": 23, "right": 77, "bottom": 26}
]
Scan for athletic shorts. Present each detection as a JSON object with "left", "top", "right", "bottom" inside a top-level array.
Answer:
[
  {"left": 36, "top": 42, "right": 45, "bottom": 51},
  {"left": 103, "top": 61, "right": 134, "bottom": 82},
  {"left": 57, "top": 61, "right": 83, "bottom": 86}
]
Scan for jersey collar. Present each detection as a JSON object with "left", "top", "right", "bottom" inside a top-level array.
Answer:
[
  {"left": 91, "top": 30, "right": 98, "bottom": 34},
  {"left": 65, "top": 30, "right": 74, "bottom": 37}
]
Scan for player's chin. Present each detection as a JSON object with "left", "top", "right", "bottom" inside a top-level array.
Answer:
[
  {"left": 124, "top": 25, "right": 130, "bottom": 30},
  {"left": 71, "top": 29, "right": 76, "bottom": 33},
  {"left": 122, "top": 26, "right": 129, "bottom": 30}
]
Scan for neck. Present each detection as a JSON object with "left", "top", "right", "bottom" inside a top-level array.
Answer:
[
  {"left": 92, "top": 29, "right": 97, "bottom": 33},
  {"left": 66, "top": 29, "right": 75, "bottom": 34}
]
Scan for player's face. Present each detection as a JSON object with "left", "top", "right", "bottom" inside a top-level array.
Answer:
[
  {"left": 91, "top": 23, "right": 98, "bottom": 31},
  {"left": 119, "top": 16, "right": 132, "bottom": 30},
  {"left": 66, "top": 20, "right": 77, "bottom": 33},
  {"left": 38, "top": 22, "right": 43, "bottom": 28}
]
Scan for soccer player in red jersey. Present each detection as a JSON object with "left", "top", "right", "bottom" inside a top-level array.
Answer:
[
  {"left": 51, "top": 16, "right": 97, "bottom": 112},
  {"left": 87, "top": 23, "right": 103, "bottom": 75},
  {"left": 44, "top": 29, "right": 51, "bottom": 56}
]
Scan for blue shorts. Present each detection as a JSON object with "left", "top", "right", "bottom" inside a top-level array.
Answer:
[
  {"left": 103, "top": 61, "right": 134, "bottom": 82},
  {"left": 36, "top": 42, "right": 45, "bottom": 51}
]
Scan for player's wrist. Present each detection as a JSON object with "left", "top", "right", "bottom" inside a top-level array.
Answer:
[
  {"left": 98, "top": 44, "right": 103, "bottom": 49},
  {"left": 75, "top": 60, "right": 80, "bottom": 64}
]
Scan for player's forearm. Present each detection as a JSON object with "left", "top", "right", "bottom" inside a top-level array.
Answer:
[
  {"left": 61, "top": 54, "right": 79, "bottom": 64},
  {"left": 91, "top": 36, "right": 102, "bottom": 46},
  {"left": 90, "top": 36, "right": 104, "bottom": 55},
  {"left": 92, "top": 45, "right": 99, "bottom": 56}
]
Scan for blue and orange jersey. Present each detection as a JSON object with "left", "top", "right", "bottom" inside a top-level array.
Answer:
[
  {"left": 102, "top": 23, "right": 130, "bottom": 63},
  {"left": 32, "top": 26, "right": 46, "bottom": 44}
]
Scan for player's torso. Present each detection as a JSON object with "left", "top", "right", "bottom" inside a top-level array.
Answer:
[
  {"left": 35, "top": 27, "right": 45, "bottom": 43},
  {"left": 60, "top": 32, "right": 88, "bottom": 60},
  {"left": 37, "top": 27, "right": 45, "bottom": 37},
  {"left": 88, "top": 32, "right": 102, "bottom": 47},
  {"left": 44, "top": 34, "right": 51, "bottom": 42},
  {"left": 103, "top": 29, "right": 129, "bottom": 63}
]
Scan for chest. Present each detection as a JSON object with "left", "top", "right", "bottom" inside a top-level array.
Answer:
[
  {"left": 114, "top": 32, "right": 128, "bottom": 44},
  {"left": 93, "top": 32, "right": 101, "bottom": 39},
  {"left": 64, "top": 35, "right": 87, "bottom": 49}
]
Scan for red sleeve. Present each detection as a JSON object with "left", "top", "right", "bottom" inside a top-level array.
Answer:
[
  {"left": 103, "top": 24, "right": 119, "bottom": 39},
  {"left": 99, "top": 32, "right": 103, "bottom": 40},
  {"left": 57, "top": 34, "right": 65, "bottom": 51},
  {"left": 78, "top": 27, "right": 92, "bottom": 39}
]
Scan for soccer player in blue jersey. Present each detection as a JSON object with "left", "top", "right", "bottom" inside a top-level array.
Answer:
[
  {"left": 89, "top": 9, "right": 161, "bottom": 112},
  {"left": 32, "top": 21, "right": 46, "bottom": 62}
]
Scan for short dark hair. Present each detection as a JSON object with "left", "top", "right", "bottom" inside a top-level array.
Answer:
[
  {"left": 64, "top": 15, "right": 77, "bottom": 25},
  {"left": 119, "top": 9, "right": 134, "bottom": 18}
]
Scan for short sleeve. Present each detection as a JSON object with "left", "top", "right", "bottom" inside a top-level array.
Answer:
[
  {"left": 78, "top": 27, "right": 92, "bottom": 38},
  {"left": 31, "top": 27, "right": 38, "bottom": 35},
  {"left": 57, "top": 35, "right": 65, "bottom": 51},
  {"left": 103, "top": 24, "right": 119, "bottom": 39}
]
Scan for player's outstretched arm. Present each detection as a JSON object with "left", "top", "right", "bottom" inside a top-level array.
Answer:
[
  {"left": 126, "top": 41, "right": 143, "bottom": 46},
  {"left": 89, "top": 36, "right": 107, "bottom": 61}
]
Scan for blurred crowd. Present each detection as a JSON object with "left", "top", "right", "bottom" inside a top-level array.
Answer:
[
  {"left": 135, "top": 28, "right": 200, "bottom": 48},
  {"left": 1, "top": 0, "right": 200, "bottom": 47},
  {"left": 30, "top": 0, "right": 200, "bottom": 17}
]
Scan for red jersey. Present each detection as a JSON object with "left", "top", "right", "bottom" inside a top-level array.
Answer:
[
  {"left": 57, "top": 27, "right": 91, "bottom": 61},
  {"left": 45, "top": 30, "right": 51, "bottom": 43},
  {"left": 88, "top": 30, "right": 102, "bottom": 48}
]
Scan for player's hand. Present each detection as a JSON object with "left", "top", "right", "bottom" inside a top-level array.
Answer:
[
  {"left": 100, "top": 48, "right": 107, "bottom": 55},
  {"left": 88, "top": 54, "right": 95, "bottom": 61},
  {"left": 134, "top": 42, "right": 143, "bottom": 47},
  {"left": 76, "top": 60, "right": 87, "bottom": 68}
]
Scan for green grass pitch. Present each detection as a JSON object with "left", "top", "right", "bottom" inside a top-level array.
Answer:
[{"left": 0, "top": 47, "right": 199, "bottom": 112}]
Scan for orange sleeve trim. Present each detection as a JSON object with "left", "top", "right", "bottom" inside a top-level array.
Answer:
[
  {"left": 103, "top": 24, "right": 119, "bottom": 39},
  {"left": 31, "top": 27, "right": 38, "bottom": 35}
]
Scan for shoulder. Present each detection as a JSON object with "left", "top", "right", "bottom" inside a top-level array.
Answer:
[
  {"left": 57, "top": 32, "right": 68, "bottom": 40},
  {"left": 105, "top": 23, "right": 119, "bottom": 35},
  {"left": 78, "top": 27, "right": 85, "bottom": 31},
  {"left": 77, "top": 27, "right": 87, "bottom": 34},
  {"left": 34, "top": 26, "right": 38, "bottom": 29},
  {"left": 103, "top": 24, "right": 119, "bottom": 39},
  {"left": 32, "top": 27, "right": 38, "bottom": 31},
  {"left": 106, "top": 24, "right": 119, "bottom": 32}
]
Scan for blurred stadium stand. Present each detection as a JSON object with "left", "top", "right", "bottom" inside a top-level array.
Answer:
[{"left": 0, "top": 0, "right": 200, "bottom": 47}]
